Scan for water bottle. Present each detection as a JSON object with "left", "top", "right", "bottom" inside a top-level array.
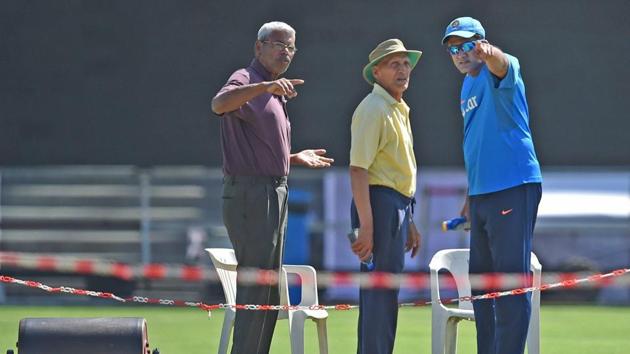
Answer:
[
  {"left": 441, "top": 216, "right": 471, "bottom": 232},
  {"left": 347, "top": 228, "right": 375, "bottom": 271}
]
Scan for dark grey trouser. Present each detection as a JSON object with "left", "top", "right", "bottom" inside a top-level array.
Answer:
[{"left": 222, "top": 175, "right": 288, "bottom": 354}]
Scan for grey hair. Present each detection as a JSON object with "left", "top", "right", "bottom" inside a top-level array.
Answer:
[{"left": 257, "top": 21, "right": 296, "bottom": 41}]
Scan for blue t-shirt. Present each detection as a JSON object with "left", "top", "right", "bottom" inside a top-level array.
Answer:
[{"left": 461, "top": 54, "right": 542, "bottom": 195}]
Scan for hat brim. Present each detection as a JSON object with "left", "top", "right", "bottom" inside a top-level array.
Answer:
[
  {"left": 441, "top": 30, "right": 479, "bottom": 44},
  {"left": 362, "top": 50, "right": 422, "bottom": 85}
]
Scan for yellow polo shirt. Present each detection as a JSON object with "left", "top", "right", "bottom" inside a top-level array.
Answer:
[{"left": 350, "top": 83, "right": 417, "bottom": 197}]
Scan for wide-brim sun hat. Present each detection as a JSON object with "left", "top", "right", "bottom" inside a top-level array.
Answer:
[{"left": 362, "top": 39, "right": 422, "bottom": 85}]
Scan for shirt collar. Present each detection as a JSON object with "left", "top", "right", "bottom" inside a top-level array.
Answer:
[
  {"left": 250, "top": 58, "right": 274, "bottom": 81},
  {"left": 372, "top": 83, "right": 410, "bottom": 112}
]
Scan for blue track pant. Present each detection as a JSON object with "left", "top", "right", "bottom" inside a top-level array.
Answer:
[{"left": 469, "top": 183, "right": 541, "bottom": 354}]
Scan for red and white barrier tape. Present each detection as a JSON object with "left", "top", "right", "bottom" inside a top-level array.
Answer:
[
  {"left": 2, "top": 251, "right": 630, "bottom": 290},
  {"left": 1, "top": 268, "right": 629, "bottom": 312},
  {"left": 0, "top": 252, "right": 213, "bottom": 282}
]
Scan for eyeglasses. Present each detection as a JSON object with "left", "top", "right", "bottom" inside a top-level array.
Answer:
[
  {"left": 447, "top": 41, "right": 476, "bottom": 55},
  {"left": 262, "top": 40, "right": 298, "bottom": 54}
]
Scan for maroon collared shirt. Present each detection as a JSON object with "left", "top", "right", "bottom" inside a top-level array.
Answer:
[{"left": 217, "top": 59, "right": 291, "bottom": 177}]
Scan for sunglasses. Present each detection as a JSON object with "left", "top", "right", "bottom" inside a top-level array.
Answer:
[{"left": 447, "top": 41, "right": 477, "bottom": 55}]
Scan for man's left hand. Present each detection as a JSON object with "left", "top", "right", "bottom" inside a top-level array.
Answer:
[
  {"left": 473, "top": 40, "right": 495, "bottom": 61},
  {"left": 473, "top": 39, "right": 508, "bottom": 79},
  {"left": 405, "top": 221, "right": 421, "bottom": 258},
  {"left": 291, "top": 149, "right": 334, "bottom": 168}
]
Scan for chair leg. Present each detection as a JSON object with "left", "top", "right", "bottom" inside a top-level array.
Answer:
[
  {"left": 527, "top": 289, "right": 541, "bottom": 354},
  {"left": 288, "top": 312, "right": 305, "bottom": 354},
  {"left": 218, "top": 309, "right": 235, "bottom": 354},
  {"left": 432, "top": 313, "right": 447, "bottom": 354},
  {"left": 445, "top": 318, "right": 460, "bottom": 354},
  {"left": 315, "top": 318, "right": 328, "bottom": 354}
]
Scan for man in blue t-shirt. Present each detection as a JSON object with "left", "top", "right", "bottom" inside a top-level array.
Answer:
[{"left": 442, "top": 17, "right": 543, "bottom": 354}]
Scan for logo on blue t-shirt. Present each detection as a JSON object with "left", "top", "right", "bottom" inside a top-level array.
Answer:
[{"left": 461, "top": 96, "right": 478, "bottom": 117}]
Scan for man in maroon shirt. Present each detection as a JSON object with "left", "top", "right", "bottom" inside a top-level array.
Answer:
[{"left": 211, "top": 21, "right": 333, "bottom": 354}]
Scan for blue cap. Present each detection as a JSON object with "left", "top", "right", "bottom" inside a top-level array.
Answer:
[{"left": 442, "top": 17, "right": 485, "bottom": 44}]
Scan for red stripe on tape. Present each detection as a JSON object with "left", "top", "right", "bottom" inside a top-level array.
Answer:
[
  {"left": 111, "top": 263, "right": 133, "bottom": 280},
  {"left": 332, "top": 272, "right": 353, "bottom": 286},
  {"left": 0, "top": 252, "right": 19, "bottom": 267},
  {"left": 181, "top": 266, "right": 203, "bottom": 281},
  {"left": 481, "top": 273, "right": 503, "bottom": 291},
  {"left": 37, "top": 256, "right": 57, "bottom": 271},
  {"left": 405, "top": 274, "right": 428, "bottom": 289},
  {"left": 256, "top": 269, "right": 278, "bottom": 286},
  {"left": 144, "top": 264, "right": 167, "bottom": 279},
  {"left": 370, "top": 272, "right": 393, "bottom": 289},
  {"left": 75, "top": 260, "right": 94, "bottom": 274}
]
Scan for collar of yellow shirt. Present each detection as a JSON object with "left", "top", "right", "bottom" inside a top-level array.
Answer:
[{"left": 372, "top": 83, "right": 410, "bottom": 113}]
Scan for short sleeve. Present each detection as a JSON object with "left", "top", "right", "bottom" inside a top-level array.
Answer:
[
  {"left": 218, "top": 69, "right": 250, "bottom": 95},
  {"left": 496, "top": 55, "right": 519, "bottom": 90},
  {"left": 214, "top": 69, "right": 251, "bottom": 117},
  {"left": 350, "top": 101, "right": 385, "bottom": 169}
]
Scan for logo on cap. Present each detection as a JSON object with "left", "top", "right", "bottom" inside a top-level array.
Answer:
[{"left": 450, "top": 20, "right": 460, "bottom": 28}]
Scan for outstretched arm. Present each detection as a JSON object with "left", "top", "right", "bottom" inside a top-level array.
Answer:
[
  {"left": 211, "top": 78, "right": 304, "bottom": 115},
  {"left": 474, "top": 40, "right": 509, "bottom": 79}
]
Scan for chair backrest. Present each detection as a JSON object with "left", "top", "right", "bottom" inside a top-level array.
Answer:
[
  {"left": 281, "top": 265, "right": 320, "bottom": 307},
  {"left": 430, "top": 248, "right": 542, "bottom": 312},
  {"left": 205, "top": 248, "right": 324, "bottom": 314},
  {"left": 530, "top": 252, "right": 542, "bottom": 272},
  {"left": 205, "top": 248, "right": 237, "bottom": 305},
  {"left": 429, "top": 249, "right": 473, "bottom": 311}
]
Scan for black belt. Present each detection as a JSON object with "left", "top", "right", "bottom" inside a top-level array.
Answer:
[{"left": 223, "top": 175, "right": 287, "bottom": 185}]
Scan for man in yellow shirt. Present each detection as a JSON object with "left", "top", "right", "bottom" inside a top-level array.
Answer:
[{"left": 349, "top": 38, "right": 423, "bottom": 354}]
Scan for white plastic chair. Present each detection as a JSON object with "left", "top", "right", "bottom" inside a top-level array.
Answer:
[
  {"left": 281, "top": 265, "right": 329, "bottom": 354},
  {"left": 429, "top": 248, "right": 541, "bottom": 354},
  {"left": 206, "top": 248, "right": 238, "bottom": 354},
  {"left": 206, "top": 248, "right": 328, "bottom": 354}
]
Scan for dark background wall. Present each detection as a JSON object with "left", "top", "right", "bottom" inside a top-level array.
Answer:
[{"left": 1, "top": 0, "right": 629, "bottom": 167}]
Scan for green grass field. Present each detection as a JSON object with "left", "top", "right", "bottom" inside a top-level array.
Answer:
[{"left": 1, "top": 305, "right": 629, "bottom": 353}]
